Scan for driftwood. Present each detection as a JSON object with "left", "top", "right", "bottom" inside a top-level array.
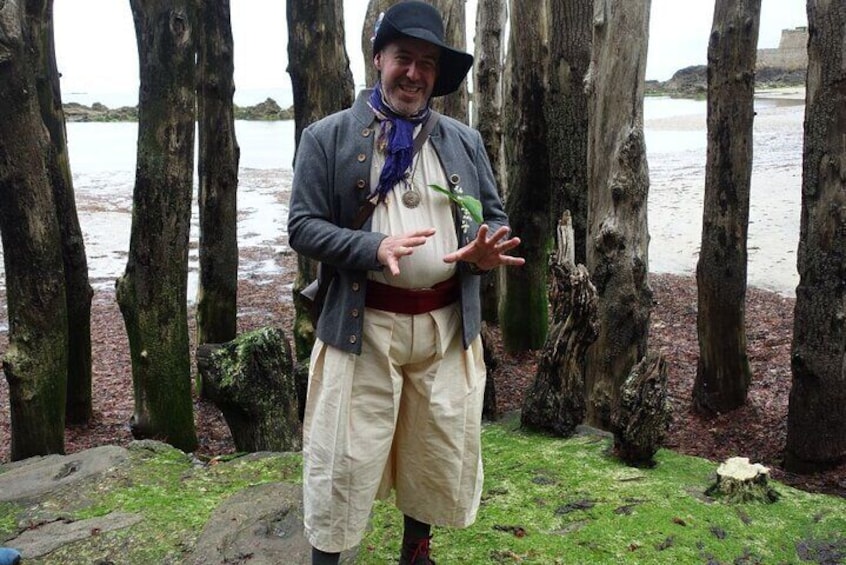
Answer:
[
  {"left": 521, "top": 214, "right": 598, "bottom": 436},
  {"left": 705, "top": 457, "right": 780, "bottom": 503},
  {"left": 197, "top": 327, "right": 302, "bottom": 452},
  {"left": 610, "top": 353, "right": 670, "bottom": 468}
]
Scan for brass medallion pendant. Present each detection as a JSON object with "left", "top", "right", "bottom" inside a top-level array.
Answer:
[{"left": 402, "top": 188, "right": 421, "bottom": 208}]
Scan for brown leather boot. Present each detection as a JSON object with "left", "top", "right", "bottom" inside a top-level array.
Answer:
[{"left": 399, "top": 535, "right": 435, "bottom": 564}]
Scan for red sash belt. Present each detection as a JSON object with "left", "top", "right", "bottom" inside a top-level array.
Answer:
[{"left": 365, "top": 276, "right": 460, "bottom": 315}]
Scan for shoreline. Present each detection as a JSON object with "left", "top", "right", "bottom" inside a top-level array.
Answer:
[
  {"left": 65, "top": 84, "right": 807, "bottom": 123},
  {"left": 754, "top": 85, "right": 806, "bottom": 100}
]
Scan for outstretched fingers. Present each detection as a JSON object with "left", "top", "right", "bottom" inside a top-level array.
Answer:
[
  {"left": 476, "top": 235, "right": 525, "bottom": 270},
  {"left": 377, "top": 228, "right": 436, "bottom": 276},
  {"left": 443, "top": 224, "right": 525, "bottom": 269}
]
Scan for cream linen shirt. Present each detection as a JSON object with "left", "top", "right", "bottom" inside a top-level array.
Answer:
[{"left": 368, "top": 124, "right": 459, "bottom": 289}]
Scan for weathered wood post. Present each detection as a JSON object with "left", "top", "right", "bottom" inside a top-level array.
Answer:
[
  {"left": 694, "top": 0, "right": 761, "bottom": 415},
  {"left": 521, "top": 213, "right": 597, "bottom": 436},
  {"left": 117, "top": 1, "right": 200, "bottom": 452},
  {"left": 0, "top": 1, "right": 69, "bottom": 459},
  {"left": 584, "top": 0, "right": 653, "bottom": 430}
]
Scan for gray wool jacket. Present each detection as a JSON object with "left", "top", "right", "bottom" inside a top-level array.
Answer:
[{"left": 287, "top": 90, "right": 510, "bottom": 354}]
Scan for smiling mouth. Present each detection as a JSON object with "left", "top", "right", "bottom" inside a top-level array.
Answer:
[{"left": 399, "top": 84, "right": 423, "bottom": 94}]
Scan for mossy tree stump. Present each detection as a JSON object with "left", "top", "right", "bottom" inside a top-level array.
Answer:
[
  {"left": 706, "top": 457, "right": 780, "bottom": 503},
  {"left": 197, "top": 327, "right": 302, "bottom": 452},
  {"left": 610, "top": 353, "right": 670, "bottom": 468}
]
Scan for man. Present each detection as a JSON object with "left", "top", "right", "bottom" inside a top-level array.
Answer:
[{"left": 287, "top": 2, "right": 524, "bottom": 563}]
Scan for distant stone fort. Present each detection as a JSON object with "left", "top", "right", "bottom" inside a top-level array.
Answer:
[{"left": 757, "top": 27, "right": 808, "bottom": 70}]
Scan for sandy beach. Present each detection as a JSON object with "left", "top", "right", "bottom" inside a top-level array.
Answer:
[{"left": 646, "top": 86, "right": 805, "bottom": 296}]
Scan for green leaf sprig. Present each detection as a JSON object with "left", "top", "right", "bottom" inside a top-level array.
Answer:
[{"left": 429, "top": 183, "right": 484, "bottom": 224}]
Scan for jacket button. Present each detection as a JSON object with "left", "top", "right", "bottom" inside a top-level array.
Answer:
[
  {"left": 449, "top": 173, "right": 461, "bottom": 185},
  {"left": 362, "top": 128, "right": 371, "bottom": 137},
  {"left": 357, "top": 153, "right": 367, "bottom": 162},
  {"left": 351, "top": 282, "right": 360, "bottom": 292},
  {"left": 356, "top": 179, "right": 366, "bottom": 189},
  {"left": 349, "top": 335, "right": 358, "bottom": 344},
  {"left": 351, "top": 308, "right": 360, "bottom": 318}
]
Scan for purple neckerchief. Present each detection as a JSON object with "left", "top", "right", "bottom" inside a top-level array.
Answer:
[{"left": 368, "top": 84, "right": 431, "bottom": 203}]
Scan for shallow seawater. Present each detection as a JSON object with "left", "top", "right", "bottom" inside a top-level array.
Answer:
[{"left": 1, "top": 120, "right": 295, "bottom": 293}]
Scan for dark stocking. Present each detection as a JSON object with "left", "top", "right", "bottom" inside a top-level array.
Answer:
[
  {"left": 311, "top": 546, "right": 340, "bottom": 565},
  {"left": 401, "top": 515, "right": 434, "bottom": 564},
  {"left": 403, "top": 514, "right": 431, "bottom": 541}
]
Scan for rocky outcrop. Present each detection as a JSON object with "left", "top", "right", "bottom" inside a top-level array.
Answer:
[
  {"left": 189, "top": 482, "right": 311, "bottom": 564},
  {"left": 233, "top": 97, "right": 294, "bottom": 121},
  {"left": 647, "top": 27, "right": 809, "bottom": 98},
  {"left": 647, "top": 64, "right": 806, "bottom": 98},
  {"left": 649, "top": 65, "right": 708, "bottom": 97},
  {"left": 63, "top": 102, "right": 138, "bottom": 122},
  {"left": 10, "top": 512, "right": 143, "bottom": 559},
  {"left": 755, "top": 66, "right": 806, "bottom": 89},
  {"left": 189, "top": 482, "right": 358, "bottom": 564},
  {"left": 62, "top": 98, "right": 294, "bottom": 122}
]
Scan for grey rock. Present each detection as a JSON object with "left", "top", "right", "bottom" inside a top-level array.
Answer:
[
  {"left": 7, "top": 511, "right": 142, "bottom": 558},
  {"left": 0, "top": 446, "right": 364, "bottom": 563},
  {"left": 0, "top": 445, "right": 128, "bottom": 503},
  {"left": 190, "top": 482, "right": 358, "bottom": 564}
]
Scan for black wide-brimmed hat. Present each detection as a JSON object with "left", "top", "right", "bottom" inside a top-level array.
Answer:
[{"left": 372, "top": 1, "right": 474, "bottom": 97}]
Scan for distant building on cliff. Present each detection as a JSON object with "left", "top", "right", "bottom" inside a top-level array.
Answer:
[{"left": 757, "top": 27, "right": 808, "bottom": 70}]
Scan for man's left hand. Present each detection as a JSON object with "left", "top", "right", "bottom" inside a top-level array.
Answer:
[{"left": 443, "top": 225, "right": 525, "bottom": 271}]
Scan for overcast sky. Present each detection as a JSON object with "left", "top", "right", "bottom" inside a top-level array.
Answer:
[{"left": 53, "top": 0, "right": 807, "bottom": 103}]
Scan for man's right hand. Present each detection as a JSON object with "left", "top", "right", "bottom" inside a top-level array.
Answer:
[{"left": 377, "top": 228, "right": 436, "bottom": 276}]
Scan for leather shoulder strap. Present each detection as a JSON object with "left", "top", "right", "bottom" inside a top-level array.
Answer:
[{"left": 414, "top": 111, "right": 440, "bottom": 155}]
